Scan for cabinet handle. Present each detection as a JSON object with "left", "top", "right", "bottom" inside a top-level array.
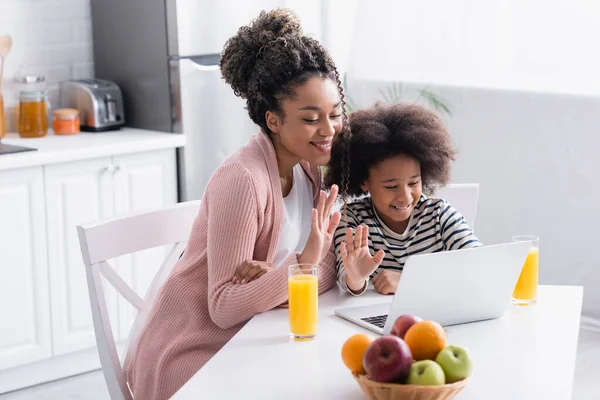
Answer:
[
  {"left": 114, "top": 164, "right": 124, "bottom": 173},
  {"left": 103, "top": 164, "right": 116, "bottom": 174}
]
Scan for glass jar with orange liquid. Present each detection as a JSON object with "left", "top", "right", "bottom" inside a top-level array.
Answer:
[
  {"left": 511, "top": 235, "right": 539, "bottom": 306},
  {"left": 288, "top": 264, "right": 318, "bottom": 340},
  {"left": 19, "top": 91, "right": 48, "bottom": 138}
]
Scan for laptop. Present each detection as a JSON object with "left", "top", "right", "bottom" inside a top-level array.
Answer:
[{"left": 334, "top": 241, "right": 531, "bottom": 335}]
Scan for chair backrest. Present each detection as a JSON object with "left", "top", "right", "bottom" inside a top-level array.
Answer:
[
  {"left": 434, "top": 183, "right": 479, "bottom": 232},
  {"left": 77, "top": 200, "right": 200, "bottom": 400}
]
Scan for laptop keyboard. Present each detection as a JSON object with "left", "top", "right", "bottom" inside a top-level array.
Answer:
[{"left": 361, "top": 314, "right": 388, "bottom": 329}]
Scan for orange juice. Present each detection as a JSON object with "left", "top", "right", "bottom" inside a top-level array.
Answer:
[
  {"left": 512, "top": 247, "right": 539, "bottom": 302},
  {"left": 288, "top": 274, "right": 318, "bottom": 339}
]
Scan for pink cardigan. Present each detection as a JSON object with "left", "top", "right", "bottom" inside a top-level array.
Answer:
[{"left": 126, "top": 132, "right": 338, "bottom": 400}]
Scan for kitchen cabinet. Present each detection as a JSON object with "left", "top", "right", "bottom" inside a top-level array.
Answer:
[
  {"left": 0, "top": 129, "right": 184, "bottom": 393},
  {"left": 0, "top": 167, "right": 52, "bottom": 371}
]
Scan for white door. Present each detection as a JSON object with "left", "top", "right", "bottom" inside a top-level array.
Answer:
[
  {"left": 0, "top": 167, "right": 52, "bottom": 370},
  {"left": 112, "top": 150, "right": 178, "bottom": 340},
  {"left": 45, "top": 158, "right": 119, "bottom": 355}
]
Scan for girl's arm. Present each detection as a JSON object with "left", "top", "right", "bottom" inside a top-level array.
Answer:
[
  {"left": 333, "top": 208, "right": 370, "bottom": 296},
  {"left": 438, "top": 201, "right": 483, "bottom": 250}
]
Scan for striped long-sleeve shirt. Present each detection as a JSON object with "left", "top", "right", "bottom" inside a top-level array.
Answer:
[{"left": 335, "top": 195, "right": 482, "bottom": 295}]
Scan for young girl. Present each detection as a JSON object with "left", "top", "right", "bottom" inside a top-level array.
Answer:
[
  {"left": 325, "top": 103, "right": 481, "bottom": 296},
  {"left": 126, "top": 9, "right": 347, "bottom": 399}
]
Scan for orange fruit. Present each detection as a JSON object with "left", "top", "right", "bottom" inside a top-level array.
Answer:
[
  {"left": 404, "top": 320, "right": 447, "bottom": 361},
  {"left": 341, "top": 334, "right": 374, "bottom": 374}
]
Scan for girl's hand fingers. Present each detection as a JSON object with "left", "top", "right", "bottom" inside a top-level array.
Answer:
[
  {"left": 373, "top": 277, "right": 383, "bottom": 293},
  {"left": 340, "top": 242, "right": 348, "bottom": 259},
  {"left": 361, "top": 224, "right": 369, "bottom": 247},
  {"left": 371, "top": 272, "right": 380, "bottom": 286},
  {"left": 353, "top": 225, "right": 362, "bottom": 249},
  {"left": 382, "top": 284, "right": 395, "bottom": 295},
  {"left": 372, "top": 249, "right": 386, "bottom": 266},
  {"left": 345, "top": 227, "right": 355, "bottom": 252}
]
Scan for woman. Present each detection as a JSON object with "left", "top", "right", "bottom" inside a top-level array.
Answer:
[{"left": 126, "top": 9, "right": 350, "bottom": 399}]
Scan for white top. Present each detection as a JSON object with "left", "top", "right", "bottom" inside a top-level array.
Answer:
[
  {"left": 0, "top": 128, "right": 186, "bottom": 171},
  {"left": 172, "top": 285, "right": 583, "bottom": 400},
  {"left": 273, "top": 164, "right": 313, "bottom": 267}
]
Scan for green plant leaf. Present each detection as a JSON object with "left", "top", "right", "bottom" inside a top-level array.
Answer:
[{"left": 417, "top": 88, "right": 452, "bottom": 116}]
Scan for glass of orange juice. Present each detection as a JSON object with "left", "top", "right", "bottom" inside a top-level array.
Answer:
[
  {"left": 511, "top": 235, "right": 539, "bottom": 306},
  {"left": 288, "top": 264, "right": 318, "bottom": 340}
]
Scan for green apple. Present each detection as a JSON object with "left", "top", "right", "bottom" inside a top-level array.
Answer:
[
  {"left": 435, "top": 345, "right": 473, "bottom": 383},
  {"left": 406, "top": 360, "right": 445, "bottom": 386}
]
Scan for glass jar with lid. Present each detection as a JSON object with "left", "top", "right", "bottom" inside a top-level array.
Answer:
[
  {"left": 13, "top": 75, "right": 49, "bottom": 125},
  {"left": 19, "top": 91, "right": 48, "bottom": 138}
]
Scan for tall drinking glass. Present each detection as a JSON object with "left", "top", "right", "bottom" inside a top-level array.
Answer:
[
  {"left": 288, "top": 264, "right": 318, "bottom": 340},
  {"left": 511, "top": 235, "right": 539, "bottom": 306}
]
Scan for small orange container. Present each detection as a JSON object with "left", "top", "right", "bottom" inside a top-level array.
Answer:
[{"left": 53, "top": 108, "right": 80, "bottom": 135}]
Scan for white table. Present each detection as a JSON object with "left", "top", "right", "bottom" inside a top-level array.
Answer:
[{"left": 172, "top": 285, "right": 583, "bottom": 400}]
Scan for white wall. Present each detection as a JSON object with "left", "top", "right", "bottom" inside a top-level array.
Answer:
[
  {"left": 0, "top": 0, "right": 94, "bottom": 131},
  {"left": 320, "top": 0, "right": 358, "bottom": 75},
  {"left": 333, "top": 0, "right": 600, "bottom": 97}
]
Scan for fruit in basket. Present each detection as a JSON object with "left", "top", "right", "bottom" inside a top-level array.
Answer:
[
  {"left": 363, "top": 336, "right": 413, "bottom": 383},
  {"left": 406, "top": 360, "right": 446, "bottom": 386},
  {"left": 341, "top": 334, "right": 374, "bottom": 374},
  {"left": 390, "top": 314, "right": 423, "bottom": 339},
  {"left": 404, "top": 320, "right": 446, "bottom": 361},
  {"left": 435, "top": 345, "right": 473, "bottom": 383}
]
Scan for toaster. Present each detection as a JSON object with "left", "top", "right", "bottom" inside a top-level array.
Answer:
[{"left": 59, "top": 79, "right": 125, "bottom": 131}]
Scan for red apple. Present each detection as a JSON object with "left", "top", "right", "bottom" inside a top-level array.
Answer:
[
  {"left": 391, "top": 314, "right": 423, "bottom": 339},
  {"left": 363, "top": 335, "right": 413, "bottom": 383}
]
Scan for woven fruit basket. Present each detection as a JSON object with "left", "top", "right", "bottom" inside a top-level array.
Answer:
[{"left": 353, "top": 374, "right": 469, "bottom": 400}]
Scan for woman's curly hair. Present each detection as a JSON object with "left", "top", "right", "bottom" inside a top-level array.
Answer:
[
  {"left": 219, "top": 8, "right": 352, "bottom": 199},
  {"left": 324, "top": 103, "right": 456, "bottom": 197},
  {"left": 220, "top": 9, "right": 339, "bottom": 132}
]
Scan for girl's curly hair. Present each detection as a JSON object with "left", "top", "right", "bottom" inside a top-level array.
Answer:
[{"left": 324, "top": 103, "right": 456, "bottom": 197}]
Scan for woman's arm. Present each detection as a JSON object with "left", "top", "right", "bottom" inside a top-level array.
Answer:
[
  {"left": 206, "top": 164, "right": 340, "bottom": 329},
  {"left": 206, "top": 163, "right": 290, "bottom": 329}
]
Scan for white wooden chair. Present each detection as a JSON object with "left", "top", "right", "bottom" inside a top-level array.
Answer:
[
  {"left": 434, "top": 183, "right": 479, "bottom": 232},
  {"left": 76, "top": 201, "right": 201, "bottom": 400}
]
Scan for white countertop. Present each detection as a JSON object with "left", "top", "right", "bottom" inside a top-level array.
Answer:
[
  {"left": 0, "top": 128, "right": 185, "bottom": 170},
  {"left": 173, "top": 285, "right": 583, "bottom": 400}
]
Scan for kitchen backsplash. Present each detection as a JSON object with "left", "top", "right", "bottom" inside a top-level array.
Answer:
[{"left": 0, "top": 0, "right": 94, "bottom": 131}]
